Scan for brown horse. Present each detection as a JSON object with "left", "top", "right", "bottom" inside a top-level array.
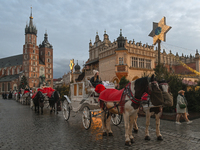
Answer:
[
  {"left": 138, "top": 80, "right": 173, "bottom": 141},
  {"left": 49, "top": 91, "right": 61, "bottom": 114},
  {"left": 32, "top": 91, "right": 48, "bottom": 114}
]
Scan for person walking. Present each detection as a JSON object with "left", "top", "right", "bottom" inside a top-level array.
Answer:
[{"left": 176, "top": 90, "right": 192, "bottom": 125}]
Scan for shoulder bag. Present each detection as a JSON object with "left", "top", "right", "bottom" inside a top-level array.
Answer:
[{"left": 179, "top": 103, "right": 186, "bottom": 109}]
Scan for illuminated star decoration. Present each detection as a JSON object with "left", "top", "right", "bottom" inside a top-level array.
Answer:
[
  {"left": 69, "top": 59, "right": 74, "bottom": 71},
  {"left": 149, "top": 17, "right": 171, "bottom": 45}
]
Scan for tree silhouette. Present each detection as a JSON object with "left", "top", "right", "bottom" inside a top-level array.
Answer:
[{"left": 19, "top": 75, "right": 28, "bottom": 89}]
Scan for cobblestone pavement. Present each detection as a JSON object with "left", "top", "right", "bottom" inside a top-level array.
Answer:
[{"left": 0, "top": 98, "right": 200, "bottom": 150}]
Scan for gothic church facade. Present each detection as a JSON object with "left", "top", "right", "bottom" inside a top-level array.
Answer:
[{"left": 0, "top": 10, "right": 53, "bottom": 94}]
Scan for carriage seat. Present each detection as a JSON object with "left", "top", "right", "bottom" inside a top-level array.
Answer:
[{"left": 85, "top": 80, "right": 99, "bottom": 97}]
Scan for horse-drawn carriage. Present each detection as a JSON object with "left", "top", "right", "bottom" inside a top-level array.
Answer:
[
  {"left": 63, "top": 75, "right": 173, "bottom": 146},
  {"left": 62, "top": 80, "right": 123, "bottom": 129},
  {"left": 31, "top": 87, "right": 61, "bottom": 114}
]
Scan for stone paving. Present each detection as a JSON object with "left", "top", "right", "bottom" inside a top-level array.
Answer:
[{"left": 0, "top": 98, "right": 200, "bottom": 150}]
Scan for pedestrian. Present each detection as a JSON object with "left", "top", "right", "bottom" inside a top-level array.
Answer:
[{"left": 176, "top": 90, "right": 192, "bottom": 124}]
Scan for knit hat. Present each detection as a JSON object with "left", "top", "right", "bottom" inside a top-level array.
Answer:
[
  {"left": 93, "top": 70, "right": 99, "bottom": 75},
  {"left": 178, "top": 90, "right": 185, "bottom": 94}
]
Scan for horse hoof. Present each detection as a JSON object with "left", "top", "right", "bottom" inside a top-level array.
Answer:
[
  {"left": 108, "top": 132, "right": 113, "bottom": 136},
  {"left": 102, "top": 132, "right": 107, "bottom": 136},
  {"left": 130, "top": 138, "right": 135, "bottom": 143},
  {"left": 125, "top": 141, "right": 131, "bottom": 146},
  {"left": 145, "top": 136, "right": 150, "bottom": 141},
  {"left": 157, "top": 136, "right": 163, "bottom": 141},
  {"left": 133, "top": 129, "right": 138, "bottom": 133}
]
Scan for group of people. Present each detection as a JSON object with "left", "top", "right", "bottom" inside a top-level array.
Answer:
[
  {"left": 2, "top": 92, "right": 8, "bottom": 99},
  {"left": 2, "top": 91, "right": 13, "bottom": 99}
]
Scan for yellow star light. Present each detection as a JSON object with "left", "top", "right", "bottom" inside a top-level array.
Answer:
[{"left": 150, "top": 17, "right": 172, "bottom": 45}]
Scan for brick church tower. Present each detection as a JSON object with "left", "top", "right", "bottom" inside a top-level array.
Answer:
[
  {"left": 39, "top": 32, "right": 53, "bottom": 87},
  {"left": 22, "top": 8, "right": 53, "bottom": 88},
  {"left": 23, "top": 8, "right": 40, "bottom": 88}
]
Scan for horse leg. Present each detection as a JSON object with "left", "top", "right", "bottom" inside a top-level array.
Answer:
[
  {"left": 123, "top": 111, "right": 131, "bottom": 146},
  {"left": 54, "top": 102, "right": 57, "bottom": 114},
  {"left": 145, "top": 110, "right": 151, "bottom": 141},
  {"left": 37, "top": 105, "right": 39, "bottom": 114},
  {"left": 106, "top": 112, "right": 113, "bottom": 136},
  {"left": 133, "top": 113, "right": 139, "bottom": 133},
  {"left": 155, "top": 110, "right": 163, "bottom": 141},
  {"left": 50, "top": 103, "right": 52, "bottom": 114},
  {"left": 35, "top": 105, "right": 37, "bottom": 113},
  {"left": 41, "top": 107, "right": 43, "bottom": 115},
  {"left": 101, "top": 108, "right": 107, "bottom": 136},
  {"left": 129, "top": 113, "right": 137, "bottom": 144}
]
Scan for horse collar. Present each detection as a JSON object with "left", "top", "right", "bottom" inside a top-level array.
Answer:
[{"left": 125, "top": 83, "right": 141, "bottom": 105}]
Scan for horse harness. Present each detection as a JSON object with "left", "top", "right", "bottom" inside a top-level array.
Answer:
[
  {"left": 103, "top": 79, "right": 159, "bottom": 115},
  {"left": 103, "top": 82, "right": 149, "bottom": 114}
]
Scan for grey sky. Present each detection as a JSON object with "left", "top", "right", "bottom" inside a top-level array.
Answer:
[{"left": 1, "top": 0, "right": 200, "bottom": 78}]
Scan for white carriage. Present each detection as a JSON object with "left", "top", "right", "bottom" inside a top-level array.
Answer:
[{"left": 62, "top": 81, "right": 123, "bottom": 129}]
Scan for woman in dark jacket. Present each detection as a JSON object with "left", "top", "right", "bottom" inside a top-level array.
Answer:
[{"left": 90, "top": 70, "right": 102, "bottom": 88}]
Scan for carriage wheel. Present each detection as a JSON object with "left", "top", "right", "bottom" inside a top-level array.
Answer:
[
  {"left": 82, "top": 106, "right": 91, "bottom": 130},
  {"left": 111, "top": 114, "right": 123, "bottom": 126},
  {"left": 62, "top": 100, "right": 70, "bottom": 121}
]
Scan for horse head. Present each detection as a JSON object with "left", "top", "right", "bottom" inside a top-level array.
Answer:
[
  {"left": 37, "top": 91, "right": 46, "bottom": 103},
  {"left": 147, "top": 74, "right": 161, "bottom": 94},
  {"left": 134, "top": 74, "right": 160, "bottom": 99},
  {"left": 158, "top": 80, "right": 170, "bottom": 93}
]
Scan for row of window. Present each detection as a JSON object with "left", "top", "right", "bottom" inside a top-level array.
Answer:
[
  {"left": 1, "top": 83, "right": 11, "bottom": 92},
  {"left": 1, "top": 68, "right": 21, "bottom": 76},
  {"left": 118, "top": 57, "right": 152, "bottom": 69},
  {"left": 24, "top": 49, "right": 52, "bottom": 56},
  {"left": 41, "top": 51, "right": 51, "bottom": 56},
  {"left": 130, "top": 57, "right": 151, "bottom": 69}
]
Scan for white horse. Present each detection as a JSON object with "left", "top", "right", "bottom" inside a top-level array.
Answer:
[
  {"left": 139, "top": 80, "right": 173, "bottom": 141},
  {"left": 99, "top": 74, "right": 160, "bottom": 146}
]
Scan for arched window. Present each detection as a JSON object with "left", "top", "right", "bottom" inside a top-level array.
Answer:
[
  {"left": 7, "top": 83, "right": 10, "bottom": 91},
  {"left": 7, "top": 69, "right": 10, "bottom": 75},
  {"left": 2, "top": 83, "right": 4, "bottom": 91}
]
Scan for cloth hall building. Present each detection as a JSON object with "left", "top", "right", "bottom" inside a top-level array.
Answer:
[
  {"left": 84, "top": 30, "right": 200, "bottom": 85},
  {"left": 0, "top": 11, "right": 53, "bottom": 95}
]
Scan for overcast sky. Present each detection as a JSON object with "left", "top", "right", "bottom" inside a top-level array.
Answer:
[{"left": 1, "top": 0, "right": 200, "bottom": 78}]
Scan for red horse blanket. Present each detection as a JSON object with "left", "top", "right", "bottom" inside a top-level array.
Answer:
[
  {"left": 24, "top": 89, "right": 30, "bottom": 94},
  {"left": 99, "top": 89, "right": 124, "bottom": 102},
  {"left": 32, "top": 87, "right": 55, "bottom": 99}
]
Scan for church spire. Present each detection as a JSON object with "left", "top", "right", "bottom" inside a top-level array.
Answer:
[
  {"left": 39, "top": 31, "right": 53, "bottom": 49},
  {"left": 25, "top": 7, "right": 37, "bottom": 35}
]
